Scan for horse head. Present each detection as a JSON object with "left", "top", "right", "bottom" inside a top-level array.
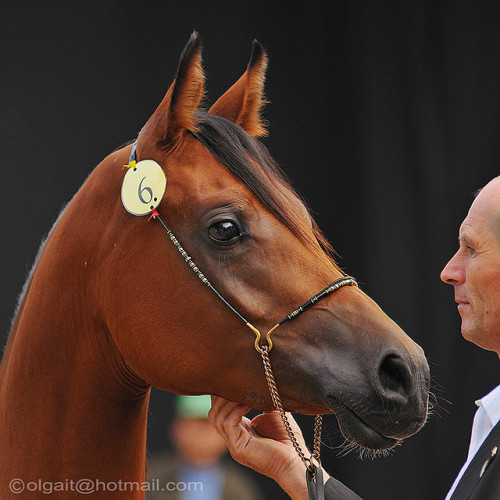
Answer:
[{"left": 98, "top": 33, "right": 430, "bottom": 451}]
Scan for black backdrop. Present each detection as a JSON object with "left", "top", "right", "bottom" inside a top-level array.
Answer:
[{"left": 1, "top": 2, "right": 499, "bottom": 499}]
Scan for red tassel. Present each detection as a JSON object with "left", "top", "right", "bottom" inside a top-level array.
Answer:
[{"left": 148, "top": 208, "right": 159, "bottom": 221}]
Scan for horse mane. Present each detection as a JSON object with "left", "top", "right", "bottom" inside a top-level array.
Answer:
[
  {"left": 2, "top": 202, "right": 69, "bottom": 356},
  {"left": 192, "top": 112, "right": 337, "bottom": 259}
]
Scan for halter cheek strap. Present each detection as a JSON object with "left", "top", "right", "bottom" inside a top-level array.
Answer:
[
  {"left": 148, "top": 207, "right": 357, "bottom": 353},
  {"left": 245, "top": 275, "right": 358, "bottom": 352}
]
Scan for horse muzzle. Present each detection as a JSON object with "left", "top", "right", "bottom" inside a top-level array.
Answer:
[{"left": 326, "top": 347, "right": 430, "bottom": 450}]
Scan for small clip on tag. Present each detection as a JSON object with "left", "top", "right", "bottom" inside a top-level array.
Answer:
[
  {"left": 123, "top": 142, "right": 138, "bottom": 169},
  {"left": 306, "top": 463, "right": 325, "bottom": 500}
]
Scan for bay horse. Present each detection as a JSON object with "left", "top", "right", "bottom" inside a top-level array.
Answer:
[{"left": 0, "top": 33, "right": 430, "bottom": 498}]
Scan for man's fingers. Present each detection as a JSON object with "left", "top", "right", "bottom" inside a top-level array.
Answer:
[
  {"left": 209, "top": 395, "right": 241, "bottom": 425},
  {"left": 210, "top": 397, "right": 308, "bottom": 451},
  {"left": 209, "top": 395, "right": 251, "bottom": 438},
  {"left": 209, "top": 395, "right": 230, "bottom": 416},
  {"left": 251, "top": 411, "right": 309, "bottom": 450},
  {"left": 251, "top": 411, "right": 288, "bottom": 440}
]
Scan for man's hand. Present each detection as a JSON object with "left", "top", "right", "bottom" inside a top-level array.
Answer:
[{"left": 208, "top": 396, "right": 329, "bottom": 500}]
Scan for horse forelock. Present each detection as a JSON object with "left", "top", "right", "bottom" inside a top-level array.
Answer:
[{"left": 192, "top": 112, "right": 339, "bottom": 262}]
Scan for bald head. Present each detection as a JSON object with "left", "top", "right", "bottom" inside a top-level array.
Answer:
[
  {"left": 471, "top": 176, "right": 500, "bottom": 245},
  {"left": 441, "top": 176, "right": 500, "bottom": 357}
]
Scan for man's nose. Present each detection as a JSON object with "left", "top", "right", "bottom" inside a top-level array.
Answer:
[{"left": 440, "top": 252, "right": 464, "bottom": 284}]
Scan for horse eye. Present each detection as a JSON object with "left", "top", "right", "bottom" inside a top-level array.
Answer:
[{"left": 208, "top": 220, "right": 241, "bottom": 242}]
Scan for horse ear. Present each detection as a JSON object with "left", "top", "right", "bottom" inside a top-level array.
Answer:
[
  {"left": 138, "top": 32, "right": 205, "bottom": 154},
  {"left": 209, "top": 40, "right": 268, "bottom": 137}
]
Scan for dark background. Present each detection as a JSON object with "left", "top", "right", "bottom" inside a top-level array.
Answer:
[{"left": 1, "top": 2, "right": 499, "bottom": 499}]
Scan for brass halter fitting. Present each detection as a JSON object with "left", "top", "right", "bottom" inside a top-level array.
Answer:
[{"left": 246, "top": 322, "right": 280, "bottom": 352}]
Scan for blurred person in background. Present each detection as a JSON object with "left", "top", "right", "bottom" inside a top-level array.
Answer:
[{"left": 147, "top": 395, "right": 262, "bottom": 500}]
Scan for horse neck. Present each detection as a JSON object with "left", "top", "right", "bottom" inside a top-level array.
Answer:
[{"left": 0, "top": 157, "right": 151, "bottom": 497}]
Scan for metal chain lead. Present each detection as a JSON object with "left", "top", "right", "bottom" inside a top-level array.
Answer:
[
  {"left": 259, "top": 345, "right": 322, "bottom": 472},
  {"left": 312, "top": 414, "right": 323, "bottom": 463}
]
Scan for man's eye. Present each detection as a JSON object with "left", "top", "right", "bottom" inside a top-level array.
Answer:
[{"left": 208, "top": 220, "right": 241, "bottom": 242}]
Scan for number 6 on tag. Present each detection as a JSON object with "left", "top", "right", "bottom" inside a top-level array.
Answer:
[{"left": 121, "top": 160, "right": 167, "bottom": 216}]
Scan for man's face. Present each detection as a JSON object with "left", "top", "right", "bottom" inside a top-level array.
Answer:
[{"left": 441, "top": 177, "right": 500, "bottom": 356}]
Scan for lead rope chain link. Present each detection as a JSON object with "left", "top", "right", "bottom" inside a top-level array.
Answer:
[
  {"left": 247, "top": 277, "right": 358, "bottom": 473},
  {"left": 259, "top": 344, "right": 321, "bottom": 471}
]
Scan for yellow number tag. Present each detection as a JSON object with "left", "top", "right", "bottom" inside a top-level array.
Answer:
[{"left": 121, "top": 160, "right": 167, "bottom": 216}]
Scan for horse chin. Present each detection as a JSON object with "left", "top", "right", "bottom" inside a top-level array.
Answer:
[{"left": 327, "top": 396, "right": 401, "bottom": 451}]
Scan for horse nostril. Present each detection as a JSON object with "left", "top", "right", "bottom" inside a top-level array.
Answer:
[{"left": 377, "top": 354, "right": 412, "bottom": 399}]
